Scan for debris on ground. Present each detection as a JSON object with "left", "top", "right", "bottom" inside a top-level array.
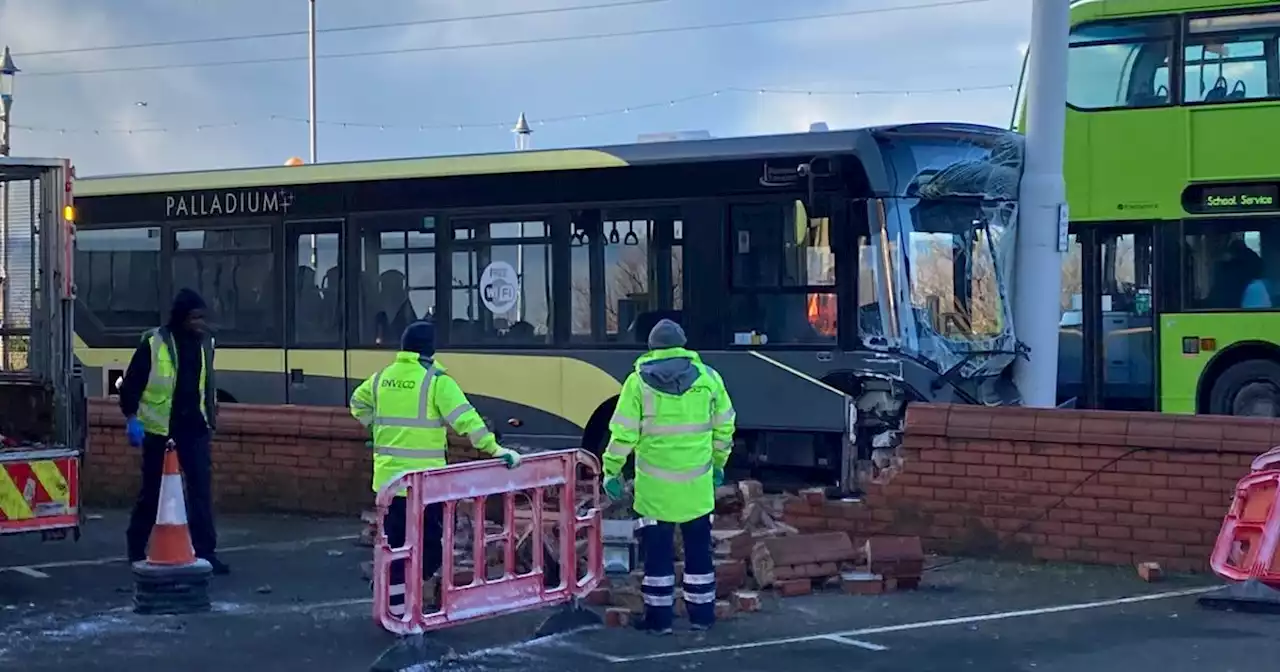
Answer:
[{"left": 1137, "top": 561, "right": 1163, "bottom": 583}]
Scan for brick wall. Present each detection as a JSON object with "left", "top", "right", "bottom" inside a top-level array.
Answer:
[
  {"left": 84, "top": 399, "right": 488, "bottom": 515},
  {"left": 783, "top": 404, "right": 1279, "bottom": 572}
]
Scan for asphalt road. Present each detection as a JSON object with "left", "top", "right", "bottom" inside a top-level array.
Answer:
[{"left": 3, "top": 511, "right": 1277, "bottom": 672}]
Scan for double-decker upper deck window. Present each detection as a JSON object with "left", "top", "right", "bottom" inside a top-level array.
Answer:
[
  {"left": 75, "top": 227, "right": 163, "bottom": 331},
  {"left": 1067, "top": 18, "right": 1175, "bottom": 110},
  {"left": 1184, "top": 11, "right": 1280, "bottom": 103},
  {"left": 452, "top": 220, "right": 552, "bottom": 345},
  {"left": 172, "top": 226, "right": 277, "bottom": 345},
  {"left": 354, "top": 213, "right": 436, "bottom": 347},
  {"left": 728, "top": 201, "right": 836, "bottom": 345}
]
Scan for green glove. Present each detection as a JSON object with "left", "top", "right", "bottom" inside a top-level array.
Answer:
[
  {"left": 713, "top": 466, "right": 725, "bottom": 487},
  {"left": 494, "top": 448, "right": 521, "bottom": 469},
  {"left": 603, "top": 476, "right": 623, "bottom": 501}
]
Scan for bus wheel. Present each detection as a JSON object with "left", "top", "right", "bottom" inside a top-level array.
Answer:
[{"left": 1208, "top": 359, "right": 1280, "bottom": 417}]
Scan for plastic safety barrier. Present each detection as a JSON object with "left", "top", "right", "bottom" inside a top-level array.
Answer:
[
  {"left": 372, "top": 448, "right": 604, "bottom": 636},
  {"left": 1209, "top": 468, "right": 1280, "bottom": 588}
]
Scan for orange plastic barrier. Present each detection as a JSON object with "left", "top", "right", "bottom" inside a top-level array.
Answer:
[
  {"left": 1209, "top": 467, "right": 1280, "bottom": 588},
  {"left": 371, "top": 449, "right": 604, "bottom": 636}
]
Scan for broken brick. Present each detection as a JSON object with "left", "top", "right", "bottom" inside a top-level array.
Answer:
[
  {"left": 732, "top": 591, "right": 762, "bottom": 612},
  {"left": 751, "top": 532, "right": 859, "bottom": 587},
  {"left": 865, "top": 536, "right": 924, "bottom": 585},
  {"left": 714, "top": 600, "right": 735, "bottom": 620},
  {"left": 585, "top": 587, "right": 612, "bottom": 606},
  {"left": 840, "top": 571, "right": 884, "bottom": 596},
  {"left": 713, "top": 529, "right": 755, "bottom": 560},
  {"left": 611, "top": 587, "right": 645, "bottom": 614},
  {"left": 1137, "top": 562, "right": 1163, "bottom": 583},
  {"left": 738, "top": 480, "right": 764, "bottom": 502},
  {"left": 775, "top": 578, "right": 812, "bottom": 597},
  {"left": 715, "top": 559, "right": 748, "bottom": 596},
  {"left": 605, "top": 608, "right": 632, "bottom": 628},
  {"left": 800, "top": 487, "right": 827, "bottom": 506}
]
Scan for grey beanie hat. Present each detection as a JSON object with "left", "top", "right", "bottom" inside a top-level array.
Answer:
[{"left": 647, "top": 318, "right": 687, "bottom": 350}]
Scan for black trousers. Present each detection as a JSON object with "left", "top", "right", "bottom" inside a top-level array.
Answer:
[
  {"left": 384, "top": 496, "right": 445, "bottom": 615},
  {"left": 126, "top": 432, "right": 217, "bottom": 561}
]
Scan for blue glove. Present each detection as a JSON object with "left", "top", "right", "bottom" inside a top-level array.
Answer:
[
  {"left": 125, "top": 416, "right": 145, "bottom": 448},
  {"left": 603, "top": 476, "right": 623, "bottom": 501}
]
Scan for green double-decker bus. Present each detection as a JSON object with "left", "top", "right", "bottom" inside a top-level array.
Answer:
[{"left": 1029, "top": 0, "right": 1280, "bottom": 415}]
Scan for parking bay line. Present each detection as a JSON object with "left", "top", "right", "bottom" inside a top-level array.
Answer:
[
  {"left": 601, "top": 585, "right": 1222, "bottom": 663},
  {"left": 0, "top": 534, "right": 358, "bottom": 573},
  {"left": 822, "top": 635, "right": 889, "bottom": 651}
]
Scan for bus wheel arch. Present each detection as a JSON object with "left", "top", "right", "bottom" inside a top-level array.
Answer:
[
  {"left": 581, "top": 396, "right": 619, "bottom": 457},
  {"left": 216, "top": 389, "right": 239, "bottom": 404},
  {"left": 1197, "top": 341, "right": 1280, "bottom": 417}
]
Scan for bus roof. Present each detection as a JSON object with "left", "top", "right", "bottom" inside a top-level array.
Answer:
[
  {"left": 1071, "top": 0, "right": 1278, "bottom": 22},
  {"left": 76, "top": 122, "right": 1010, "bottom": 198}
]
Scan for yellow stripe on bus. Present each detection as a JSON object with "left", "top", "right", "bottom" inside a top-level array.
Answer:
[
  {"left": 0, "top": 467, "right": 33, "bottom": 521},
  {"left": 30, "top": 460, "right": 70, "bottom": 506}
]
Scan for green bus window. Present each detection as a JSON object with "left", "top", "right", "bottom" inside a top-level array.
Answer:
[
  {"left": 1183, "top": 221, "right": 1280, "bottom": 311},
  {"left": 354, "top": 213, "right": 435, "bottom": 347},
  {"left": 451, "top": 219, "right": 552, "bottom": 345},
  {"left": 1067, "top": 19, "right": 1174, "bottom": 110},
  {"left": 172, "top": 227, "right": 277, "bottom": 345},
  {"left": 292, "top": 232, "right": 342, "bottom": 347},
  {"left": 75, "top": 227, "right": 162, "bottom": 330},
  {"left": 1184, "top": 9, "right": 1280, "bottom": 103},
  {"left": 1057, "top": 234, "right": 1084, "bottom": 405}
]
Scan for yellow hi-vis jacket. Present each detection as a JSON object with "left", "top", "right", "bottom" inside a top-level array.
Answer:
[
  {"left": 137, "top": 327, "right": 216, "bottom": 437},
  {"left": 349, "top": 352, "right": 502, "bottom": 493},
  {"left": 603, "top": 347, "right": 736, "bottom": 523}
]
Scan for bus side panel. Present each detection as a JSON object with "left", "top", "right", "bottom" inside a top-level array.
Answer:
[{"left": 1158, "top": 312, "right": 1280, "bottom": 413}]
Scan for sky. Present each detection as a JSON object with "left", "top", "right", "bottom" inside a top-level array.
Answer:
[{"left": 0, "top": 0, "right": 1031, "bottom": 177}]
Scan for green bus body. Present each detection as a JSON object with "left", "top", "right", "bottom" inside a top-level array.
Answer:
[{"left": 1024, "top": 0, "right": 1280, "bottom": 415}]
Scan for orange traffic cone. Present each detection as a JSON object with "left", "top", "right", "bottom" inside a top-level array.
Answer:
[{"left": 146, "top": 445, "right": 198, "bottom": 566}]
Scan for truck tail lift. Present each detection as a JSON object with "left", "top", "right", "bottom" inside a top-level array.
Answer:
[{"left": 0, "top": 158, "right": 87, "bottom": 541}]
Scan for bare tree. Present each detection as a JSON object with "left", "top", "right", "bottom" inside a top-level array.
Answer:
[{"left": 570, "top": 245, "right": 684, "bottom": 337}]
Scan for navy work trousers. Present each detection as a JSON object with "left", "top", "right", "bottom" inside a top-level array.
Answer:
[
  {"left": 382, "top": 496, "right": 446, "bottom": 616},
  {"left": 640, "top": 513, "right": 715, "bottom": 631},
  {"left": 126, "top": 432, "right": 217, "bottom": 562}
]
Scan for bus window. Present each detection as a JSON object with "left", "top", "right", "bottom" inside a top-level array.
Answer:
[
  {"left": 291, "top": 232, "right": 342, "bottom": 346},
  {"left": 1067, "top": 18, "right": 1175, "bottom": 110},
  {"left": 354, "top": 213, "right": 435, "bottom": 347},
  {"left": 1185, "top": 11, "right": 1280, "bottom": 103},
  {"left": 728, "top": 202, "right": 836, "bottom": 345},
  {"left": 171, "top": 226, "right": 277, "bottom": 345},
  {"left": 570, "top": 208, "right": 683, "bottom": 345},
  {"left": 451, "top": 219, "right": 552, "bottom": 345},
  {"left": 1184, "top": 221, "right": 1280, "bottom": 310},
  {"left": 75, "top": 226, "right": 162, "bottom": 331}
]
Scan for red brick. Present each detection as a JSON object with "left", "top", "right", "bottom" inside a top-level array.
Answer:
[
  {"left": 731, "top": 590, "right": 762, "bottom": 612},
  {"left": 714, "top": 600, "right": 735, "bottom": 620},
  {"left": 584, "top": 587, "right": 612, "bottom": 607},
  {"left": 1137, "top": 562, "right": 1163, "bottom": 582},
  {"left": 604, "top": 608, "right": 631, "bottom": 628},
  {"left": 840, "top": 571, "right": 884, "bottom": 596},
  {"left": 775, "top": 578, "right": 812, "bottom": 597}
]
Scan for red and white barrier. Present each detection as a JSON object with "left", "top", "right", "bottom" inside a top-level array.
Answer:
[{"left": 372, "top": 449, "right": 604, "bottom": 636}]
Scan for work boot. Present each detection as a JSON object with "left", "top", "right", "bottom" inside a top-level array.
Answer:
[
  {"left": 633, "top": 618, "right": 673, "bottom": 636},
  {"left": 202, "top": 556, "right": 231, "bottom": 575}
]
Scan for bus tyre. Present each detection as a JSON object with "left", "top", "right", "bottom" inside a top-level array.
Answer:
[{"left": 1208, "top": 359, "right": 1280, "bottom": 418}]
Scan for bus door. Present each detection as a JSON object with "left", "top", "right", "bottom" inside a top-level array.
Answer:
[
  {"left": 1077, "top": 224, "right": 1157, "bottom": 410},
  {"left": 283, "top": 218, "right": 347, "bottom": 405}
]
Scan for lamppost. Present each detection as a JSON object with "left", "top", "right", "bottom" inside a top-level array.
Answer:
[{"left": 0, "top": 46, "right": 18, "bottom": 157}]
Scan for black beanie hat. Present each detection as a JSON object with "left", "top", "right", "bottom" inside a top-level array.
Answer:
[{"left": 401, "top": 321, "right": 436, "bottom": 357}]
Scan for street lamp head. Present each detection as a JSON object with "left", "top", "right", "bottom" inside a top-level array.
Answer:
[{"left": 0, "top": 46, "right": 17, "bottom": 103}]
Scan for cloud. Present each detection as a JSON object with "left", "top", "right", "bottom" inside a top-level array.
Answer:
[
  {"left": 733, "top": 85, "right": 1016, "bottom": 136},
  {"left": 0, "top": 0, "right": 262, "bottom": 175}
]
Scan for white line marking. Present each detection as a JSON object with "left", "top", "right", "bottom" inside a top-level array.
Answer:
[
  {"left": 0, "top": 534, "right": 358, "bottom": 572},
  {"left": 6, "top": 566, "right": 50, "bottom": 579},
  {"left": 822, "top": 635, "right": 888, "bottom": 651},
  {"left": 605, "top": 586, "right": 1221, "bottom": 663}
]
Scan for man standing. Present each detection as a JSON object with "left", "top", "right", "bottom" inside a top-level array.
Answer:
[
  {"left": 350, "top": 320, "right": 522, "bottom": 617},
  {"left": 602, "top": 319, "right": 736, "bottom": 634},
  {"left": 120, "top": 288, "right": 227, "bottom": 574}
]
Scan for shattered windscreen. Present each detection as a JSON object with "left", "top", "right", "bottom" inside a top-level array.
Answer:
[{"left": 863, "top": 127, "right": 1024, "bottom": 378}]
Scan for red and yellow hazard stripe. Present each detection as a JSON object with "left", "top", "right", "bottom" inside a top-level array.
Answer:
[{"left": 0, "top": 456, "right": 79, "bottom": 531}]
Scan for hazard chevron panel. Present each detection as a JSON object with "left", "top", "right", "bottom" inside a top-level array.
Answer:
[{"left": 0, "top": 448, "right": 80, "bottom": 534}]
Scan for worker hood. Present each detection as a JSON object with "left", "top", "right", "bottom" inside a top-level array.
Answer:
[
  {"left": 167, "top": 288, "right": 207, "bottom": 332},
  {"left": 636, "top": 347, "right": 702, "bottom": 396}
]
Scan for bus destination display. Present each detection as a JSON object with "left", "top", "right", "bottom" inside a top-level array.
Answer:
[{"left": 1184, "top": 183, "right": 1280, "bottom": 214}]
